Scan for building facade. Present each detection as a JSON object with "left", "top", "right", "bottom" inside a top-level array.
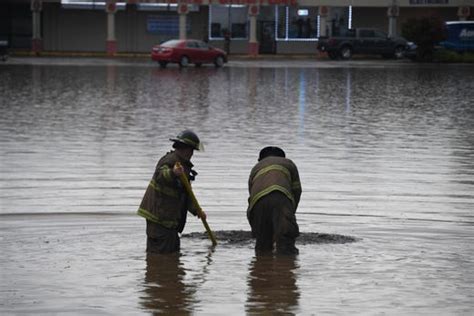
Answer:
[{"left": 0, "top": 0, "right": 472, "bottom": 56}]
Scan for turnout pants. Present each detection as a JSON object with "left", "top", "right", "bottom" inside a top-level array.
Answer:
[
  {"left": 249, "top": 191, "right": 299, "bottom": 255},
  {"left": 146, "top": 221, "right": 180, "bottom": 254}
]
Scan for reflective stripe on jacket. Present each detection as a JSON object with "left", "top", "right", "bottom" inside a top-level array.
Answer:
[
  {"left": 247, "top": 156, "right": 302, "bottom": 218},
  {"left": 137, "top": 208, "right": 179, "bottom": 229},
  {"left": 137, "top": 151, "right": 196, "bottom": 230}
]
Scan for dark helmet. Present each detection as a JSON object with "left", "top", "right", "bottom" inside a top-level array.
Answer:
[
  {"left": 258, "top": 146, "right": 286, "bottom": 161},
  {"left": 170, "top": 129, "right": 201, "bottom": 151}
]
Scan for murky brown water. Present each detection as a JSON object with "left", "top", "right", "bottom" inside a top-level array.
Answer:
[{"left": 1, "top": 58, "right": 474, "bottom": 314}]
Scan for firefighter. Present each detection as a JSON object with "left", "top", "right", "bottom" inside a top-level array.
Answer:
[
  {"left": 247, "top": 146, "right": 302, "bottom": 255},
  {"left": 137, "top": 130, "right": 206, "bottom": 254}
]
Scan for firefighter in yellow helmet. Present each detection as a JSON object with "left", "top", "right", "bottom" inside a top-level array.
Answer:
[
  {"left": 247, "top": 146, "right": 302, "bottom": 255},
  {"left": 137, "top": 130, "right": 206, "bottom": 254}
]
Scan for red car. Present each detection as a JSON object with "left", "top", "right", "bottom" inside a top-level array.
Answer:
[{"left": 151, "top": 39, "right": 227, "bottom": 68}]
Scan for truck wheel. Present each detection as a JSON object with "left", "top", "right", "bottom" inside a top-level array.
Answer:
[
  {"left": 340, "top": 46, "right": 352, "bottom": 60},
  {"left": 158, "top": 61, "right": 168, "bottom": 68}
]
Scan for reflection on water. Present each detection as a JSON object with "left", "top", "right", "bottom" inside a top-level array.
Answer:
[
  {"left": 345, "top": 68, "right": 351, "bottom": 112},
  {"left": 298, "top": 70, "right": 306, "bottom": 141},
  {"left": 142, "top": 253, "right": 195, "bottom": 315},
  {"left": 246, "top": 255, "right": 300, "bottom": 315}
]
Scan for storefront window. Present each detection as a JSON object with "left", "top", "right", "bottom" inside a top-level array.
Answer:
[
  {"left": 328, "top": 7, "right": 350, "bottom": 36},
  {"left": 209, "top": 5, "right": 248, "bottom": 40},
  {"left": 147, "top": 15, "right": 190, "bottom": 36},
  {"left": 276, "top": 6, "right": 318, "bottom": 41}
]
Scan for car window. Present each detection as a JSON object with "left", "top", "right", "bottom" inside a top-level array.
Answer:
[
  {"left": 359, "top": 30, "right": 375, "bottom": 38},
  {"left": 161, "top": 40, "right": 181, "bottom": 48},
  {"left": 343, "top": 29, "right": 356, "bottom": 37},
  {"left": 197, "top": 41, "right": 209, "bottom": 50},
  {"left": 186, "top": 41, "right": 199, "bottom": 48},
  {"left": 374, "top": 30, "right": 387, "bottom": 38}
]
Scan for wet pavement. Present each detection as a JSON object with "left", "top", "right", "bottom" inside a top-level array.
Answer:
[{"left": 1, "top": 57, "right": 474, "bottom": 314}]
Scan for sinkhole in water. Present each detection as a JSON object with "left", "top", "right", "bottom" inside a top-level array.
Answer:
[{"left": 182, "top": 230, "right": 359, "bottom": 245}]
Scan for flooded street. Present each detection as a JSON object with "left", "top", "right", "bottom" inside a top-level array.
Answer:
[{"left": 1, "top": 57, "right": 473, "bottom": 314}]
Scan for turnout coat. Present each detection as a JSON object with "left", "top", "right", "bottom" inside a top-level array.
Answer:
[
  {"left": 138, "top": 151, "right": 197, "bottom": 236},
  {"left": 247, "top": 156, "right": 302, "bottom": 220}
]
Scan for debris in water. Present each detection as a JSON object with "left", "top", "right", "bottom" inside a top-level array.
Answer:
[{"left": 182, "top": 230, "right": 358, "bottom": 245}]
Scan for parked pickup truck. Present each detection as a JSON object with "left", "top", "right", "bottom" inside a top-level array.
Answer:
[{"left": 317, "top": 28, "right": 409, "bottom": 60}]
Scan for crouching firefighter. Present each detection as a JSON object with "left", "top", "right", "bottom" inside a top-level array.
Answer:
[
  {"left": 137, "top": 130, "right": 206, "bottom": 254},
  {"left": 247, "top": 146, "right": 302, "bottom": 255}
]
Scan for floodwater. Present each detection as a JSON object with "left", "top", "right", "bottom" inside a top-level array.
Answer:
[{"left": 1, "top": 58, "right": 473, "bottom": 315}]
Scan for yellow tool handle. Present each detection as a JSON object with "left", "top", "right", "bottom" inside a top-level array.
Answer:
[{"left": 175, "top": 162, "right": 217, "bottom": 246}]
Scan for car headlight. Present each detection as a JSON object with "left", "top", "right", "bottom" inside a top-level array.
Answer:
[{"left": 407, "top": 42, "right": 417, "bottom": 49}]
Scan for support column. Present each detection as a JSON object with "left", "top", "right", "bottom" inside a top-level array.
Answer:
[
  {"left": 458, "top": 6, "right": 471, "bottom": 21},
  {"left": 106, "top": 1, "right": 117, "bottom": 56},
  {"left": 178, "top": 4, "right": 189, "bottom": 40},
  {"left": 248, "top": 5, "right": 259, "bottom": 57},
  {"left": 319, "top": 6, "right": 329, "bottom": 37},
  {"left": 387, "top": 4, "right": 399, "bottom": 38},
  {"left": 31, "top": 0, "right": 43, "bottom": 54}
]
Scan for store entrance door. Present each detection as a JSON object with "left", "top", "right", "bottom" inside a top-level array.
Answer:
[{"left": 258, "top": 21, "right": 276, "bottom": 54}]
